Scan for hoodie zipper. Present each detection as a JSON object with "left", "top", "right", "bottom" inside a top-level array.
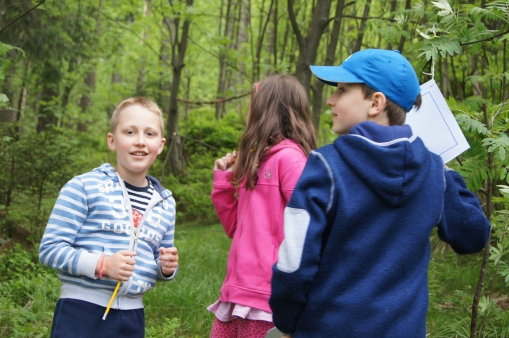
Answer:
[{"left": 116, "top": 174, "right": 164, "bottom": 298}]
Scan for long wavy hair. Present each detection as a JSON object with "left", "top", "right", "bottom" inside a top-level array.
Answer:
[{"left": 231, "top": 74, "right": 317, "bottom": 189}]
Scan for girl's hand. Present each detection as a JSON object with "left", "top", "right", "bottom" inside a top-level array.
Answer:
[
  {"left": 213, "top": 151, "right": 237, "bottom": 171},
  {"left": 99, "top": 250, "right": 137, "bottom": 281},
  {"left": 159, "top": 247, "right": 179, "bottom": 276}
]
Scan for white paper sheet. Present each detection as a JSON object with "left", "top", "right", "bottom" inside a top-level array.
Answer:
[{"left": 405, "top": 79, "right": 470, "bottom": 163}]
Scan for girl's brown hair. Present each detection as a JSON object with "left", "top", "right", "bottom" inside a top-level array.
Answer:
[{"left": 231, "top": 74, "right": 317, "bottom": 189}]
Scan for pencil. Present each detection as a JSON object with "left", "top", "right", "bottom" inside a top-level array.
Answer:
[{"left": 102, "top": 281, "right": 121, "bottom": 320}]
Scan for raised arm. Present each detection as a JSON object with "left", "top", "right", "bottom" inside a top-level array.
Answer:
[{"left": 437, "top": 169, "right": 491, "bottom": 254}]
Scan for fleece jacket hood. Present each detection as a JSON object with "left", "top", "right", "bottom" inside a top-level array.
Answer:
[{"left": 336, "top": 121, "right": 430, "bottom": 207}]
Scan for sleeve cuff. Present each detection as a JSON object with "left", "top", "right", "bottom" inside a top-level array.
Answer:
[
  {"left": 213, "top": 170, "right": 233, "bottom": 186},
  {"left": 77, "top": 251, "right": 102, "bottom": 279},
  {"left": 157, "top": 264, "right": 178, "bottom": 280}
]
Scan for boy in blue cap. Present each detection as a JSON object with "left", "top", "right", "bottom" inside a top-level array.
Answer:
[{"left": 269, "top": 49, "right": 491, "bottom": 338}]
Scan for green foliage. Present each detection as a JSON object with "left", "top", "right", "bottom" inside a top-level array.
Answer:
[
  {"left": 0, "top": 244, "right": 59, "bottom": 337},
  {"left": 146, "top": 317, "right": 181, "bottom": 338},
  {"left": 0, "top": 124, "right": 95, "bottom": 238},
  {"left": 156, "top": 107, "right": 245, "bottom": 223}
]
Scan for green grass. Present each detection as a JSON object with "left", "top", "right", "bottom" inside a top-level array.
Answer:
[
  {"left": 144, "top": 223, "right": 230, "bottom": 338},
  {"left": 2, "top": 224, "right": 509, "bottom": 337}
]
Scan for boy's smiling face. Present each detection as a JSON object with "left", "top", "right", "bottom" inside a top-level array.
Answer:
[
  {"left": 327, "top": 83, "right": 373, "bottom": 135},
  {"left": 107, "top": 104, "right": 166, "bottom": 186}
]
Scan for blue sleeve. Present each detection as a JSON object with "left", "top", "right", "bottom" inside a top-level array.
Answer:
[
  {"left": 157, "top": 195, "right": 178, "bottom": 281},
  {"left": 437, "top": 170, "right": 491, "bottom": 254},
  {"left": 269, "top": 151, "right": 334, "bottom": 335},
  {"left": 39, "top": 177, "right": 100, "bottom": 278}
]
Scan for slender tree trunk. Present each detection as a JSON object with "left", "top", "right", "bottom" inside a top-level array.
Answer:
[
  {"left": 136, "top": 3, "right": 151, "bottom": 95},
  {"left": 396, "top": 0, "right": 411, "bottom": 52},
  {"left": 450, "top": 56, "right": 462, "bottom": 99},
  {"left": 166, "top": 0, "right": 194, "bottom": 175},
  {"left": 254, "top": 0, "right": 275, "bottom": 81},
  {"left": 386, "top": 0, "right": 398, "bottom": 50},
  {"left": 36, "top": 61, "right": 61, "bottom": 133},
  {"left": 238, "top": 0, "right": 250, "bottom": 78},
  {"left": 288, "top": 0, "right": 333, "bottom": 96},
  {"left": 60, "top": 58, "right": 77, "bottom": 127},
  {"left": 107, "top": 58, "right": 123, "bottom": 118},
  {"left": 442, "top": 57, "right": 451, "bottom": 98},
  {"left": 470, "top": 103, "right": 492, "bottom": 338},
  {"left": 216, "top": 0, "right": 234, "bottom": 120},
  {"left": 311, "top": 0, "right": 345, "bottom": 129},
  {"left": 0, "top": 50, "right": 18, "bottom": 122},
  {"left": 353, "top": 0, "right": 371, "bottom": 52},
  {"left": 78, "top": 69, "right": 96, "bottom": 132}
]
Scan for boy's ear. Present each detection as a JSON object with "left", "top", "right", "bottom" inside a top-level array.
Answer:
[
  {"left": 157, "top": 138, "right": 166, "bottom": 155},
  {"left": 107, "top": 133, "right": 116, "bottom": 151},
  {"left": 367, "top": 92, "right": 387, "bottom": 118}
]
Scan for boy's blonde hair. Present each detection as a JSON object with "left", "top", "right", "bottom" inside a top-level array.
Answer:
[{"left": 110, "top": 97, "right": 165, "bottom": 135}]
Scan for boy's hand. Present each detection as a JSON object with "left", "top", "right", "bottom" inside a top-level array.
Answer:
[
  {"left": 213, "top": 151, "right": 237, "bottom": 171},
  {"left": 159, "top": 247, "right": 179, "bottom": 277},
  {"left": 98, "top": 250, "right": 137, "bottom": 281}
]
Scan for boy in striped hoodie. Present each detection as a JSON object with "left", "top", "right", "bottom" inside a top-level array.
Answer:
[{"left": 39, "top": 97, "right": 179, "bottom": 338}]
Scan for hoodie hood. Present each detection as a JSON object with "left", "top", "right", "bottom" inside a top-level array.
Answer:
[
  {"left": 335, "top": 121, "right": 439, "bottom": 207},
  {"left": 265, "top": 139, "right": 305, "bottom": 159},
  {"left": 92, "top": 163, "right": 173, "bottom": 200}
]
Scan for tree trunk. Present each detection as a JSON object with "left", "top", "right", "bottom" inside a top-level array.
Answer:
[
  {"left": 107, "top": 58, "right": 123, "bottom": 118},
  {"left": 254, "top": 0, "right": 275, "bottom": 81},
  {"left": 60, "top": 58, "right": 77, "bottom": 127},
  {"left": 36, "top": 61, "right": 61, "bottom": 133},
  {"left": 353, "top": 0, "right": 371, "bottom": 52},
  {"left": 288, "top": 0, "right": 333, "bottom": 96},
  {"left": 396, "top": 0, "right": 411, "bottom": 53},
  {"left": 78, "top": 69, "right": 96, "bottom": 132},
  {"left": 311, "top": 0, "right": 345, "bottom": 129},
  {"left": 136, "top": 2, "right": 151, "bottom": 95},
  {"left": 386, "top": 0, "right": 398, "bottom": 50},
  {"left": 470, "top": 104, "right": 492, "bottom": 338},
  {"left": 216, "top": 0, "right": 234, "bottom": 120},
  {"left": 0, "top": 50, "right": 18, "bottom": 122},
  {"left": 165, "top": 0, "right": 194, "bottom": 175}
]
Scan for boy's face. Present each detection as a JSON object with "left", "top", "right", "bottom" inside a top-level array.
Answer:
[
  {"left": 327, "top": 83, "right": 373, "bottom": 135},
  {"left": 107, "top": 105, "right": 166, "bottom": 185}
]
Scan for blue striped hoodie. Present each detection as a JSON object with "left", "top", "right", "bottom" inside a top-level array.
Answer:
[{"left": 39, "top": 163, "right": 177, "bottom": 310}]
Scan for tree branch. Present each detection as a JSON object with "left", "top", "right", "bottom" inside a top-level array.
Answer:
[
  {"left": 0, "top": 0, "right": 46, "bottom": 34},
  {"left": 461, "top": 28, "right": 509, "bottom": 46},
  {"left": 177, "top": 91, "right": 250, "bottom": 105}
]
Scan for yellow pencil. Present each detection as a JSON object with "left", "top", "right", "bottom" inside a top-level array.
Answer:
[{"left": 102, "top": 281, "right": 121, "bottom": 320}]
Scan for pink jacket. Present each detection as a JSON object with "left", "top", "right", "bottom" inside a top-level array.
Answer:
[{"left": 211, "top": 139, "right": 308, "bottom": 313}]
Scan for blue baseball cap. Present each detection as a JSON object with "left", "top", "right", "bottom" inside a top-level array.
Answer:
[{"left": 310, "top": 49, "right": 421, "bottom": 112}]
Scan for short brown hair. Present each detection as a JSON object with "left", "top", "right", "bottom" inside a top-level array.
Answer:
[
  {"left": 110, "top": 97, "right": 165, "bottom": 135},
  {"left": 360, "top": 84, "right": 422, "bottom": 126}
]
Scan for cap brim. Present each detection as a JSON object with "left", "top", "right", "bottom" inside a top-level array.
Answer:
[{"left": 310, "top": 65, "right": 364, "bottom": 87}]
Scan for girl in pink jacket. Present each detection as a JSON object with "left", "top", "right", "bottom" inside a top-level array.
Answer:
[{"left": 209, "top": 74, "right": 317, "bottom": 338}]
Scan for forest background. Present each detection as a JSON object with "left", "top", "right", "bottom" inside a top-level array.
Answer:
[{"left": 1, "top": 0, "right": 509, "bottom": 337}]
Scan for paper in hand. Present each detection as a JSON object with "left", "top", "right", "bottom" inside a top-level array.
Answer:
[{"left": 405, "top": 79, "right": 470, "bottom": 163}]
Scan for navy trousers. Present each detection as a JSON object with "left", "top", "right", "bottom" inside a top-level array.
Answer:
[{"left": 51, "top": 298, "right": 144, "bottom": 338}]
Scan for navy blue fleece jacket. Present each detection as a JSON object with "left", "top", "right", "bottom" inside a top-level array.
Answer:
[{"left": 269, "top": 121, "right": 491, "bottom": 338}]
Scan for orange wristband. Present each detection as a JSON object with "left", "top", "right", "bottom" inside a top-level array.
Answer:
[{"left": 99, "top": 254, "right": 106, "bottom": 279}]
